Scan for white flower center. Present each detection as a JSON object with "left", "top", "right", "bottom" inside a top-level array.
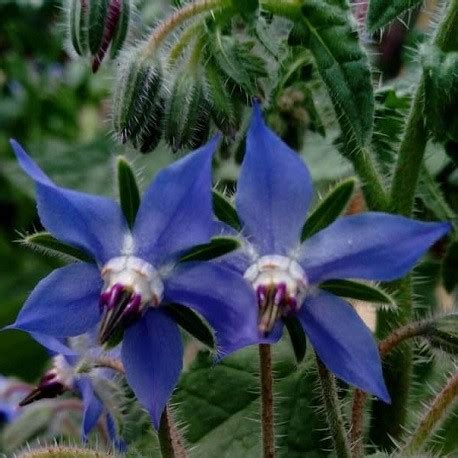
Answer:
[
  {"left": 244, "top": 255, "right": 308, "bottom": 333},
  {"left": 101, "top": 256, "right": 164, "bottom": 306}
]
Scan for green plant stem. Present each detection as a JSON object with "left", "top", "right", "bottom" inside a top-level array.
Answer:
[
  {"left": 350, "top": 147, "right": 388, "bottom": 211},
  {"left": 144, "top": 0, "right": 232, "bottom": 55},
  {"left": 372, "top": 2, "right": 458, "bottom": 447},
  {"left": 350, "top": 318, "right": 434, "bottom": 455},
  {"left": 316, "top": 358, "right": 352, "bottom": 458},
  {"left": 159, "top": 406, "right": 188, "bottom": 458},
  {"left": 259, "top": 344, "right": 275, "bottom": 458},
  {"left": 402, "top": 372, "right": 458, "bottom": 455}
]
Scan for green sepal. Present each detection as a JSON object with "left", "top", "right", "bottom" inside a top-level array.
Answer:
[
  {"left": 116, "top": 156, "right": 140, "bottom": 229},
  {"left": 232, "top": 0, "right": 259, "bottom": 22},
  {"left": 21, "top": 232, "right": 95, "bottom": 263},
  {"left": 165, "top": 303, "right": 215, "bottom": 348},
  {"left": 427, "top": 314, "right": 458, "bottom": 356},
  {"left": 319, "top": 279, "right": 395, "bottom": 304},
  {"left": 212, "top": 191, "right": 241, "bottom": 231},
  {"left": 301, "top": 178, "right": 356, "bottom": 241},
  {"left": 442, "top": 240, "right": 458, "bottom": 293},
  {"left": 298, "top": 0, "right": 374, "bottom": 148},
  {"left": 178, "top": 237, "right": 240, "bottom": 263},
  {"left": 69, "top": 0, "right": 90, "bottom": 56},
  {"left": 88, "top": 0, "right": 109, "bottom": 54},
  {"left": 367, "top": 0, "right": 423, "bottom": 33},
  {"left": 284, "top": 316, "right": 307, "bottom": 363},
  {"left": 110, "top": 0, "right": 131, "bottom": 59},
  {"left": 164, "top": 71, "right": 210, "bottom": 151}
]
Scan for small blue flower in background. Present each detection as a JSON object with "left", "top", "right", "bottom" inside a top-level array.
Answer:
[
  {"left": 6, "top": 138, "right": 260, "bottom": 429},
  {"left": 18, "top": 334, "right": 125, "bottom": 448},
  {"left": 0, "top": 376, "right": 25, "bottom": 425},
  {"left": 221, "top": 104, "right": 451, "bottom": 402}
]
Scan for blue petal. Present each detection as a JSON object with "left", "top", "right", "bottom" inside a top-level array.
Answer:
[
  {"left": 8, "top": 263, "right": 101, "bottom": 338},
  {"left": 106, "top": 413, "right": 127, "bottom": 452},
  {"left": 133, "top": 137, "right": 219, "bottom": 264},
  {"left": 11, "top": 140, "right": 127, "bottom": 264},
  {"left": 121, "top": 309, "right": 183, "bottom": 430},
  {"left": 235, "top": 104, "right": 313, "bottom": 254},
  {"left": 75, "top": 377, "right": 103, "bottom": 441},
  {"left": 30, "top": 333, "right": 76, "bottom": 356},
  {"left": 164, "top": 262, "right": 263, "bottom": 357},
  {"left": 297, "top": 291, "right": 389, "bottom": 401},
  {"left": 299, "top": 213, "right": 451, "bottom": 284}
]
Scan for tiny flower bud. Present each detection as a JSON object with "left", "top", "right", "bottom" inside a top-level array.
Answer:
[
  {"left": 68, "top": 0, "right": 131, "bottom": 73},
  {"left": 112, "top": 49, "right": 164, "bottom": 152}
]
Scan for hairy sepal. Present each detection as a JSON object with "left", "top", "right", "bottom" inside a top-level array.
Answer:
[{"left": 367, "top": 0, "right": 423, "bottom": 33}]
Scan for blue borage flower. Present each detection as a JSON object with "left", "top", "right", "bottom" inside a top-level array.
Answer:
[
  {"left": 220, "top": 104, "right": 451, "bottom": 402},
  {"left": 6, "top": 138, "right": 260, "bottom": 428},
  {"left": 0, "top": 375, "right": 24, "bottom": 425},
  {"left": 19, "top": 334, "right": 125, "bottom": 448}
]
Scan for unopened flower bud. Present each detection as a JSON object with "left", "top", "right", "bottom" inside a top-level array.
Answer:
[
  {"left": 112, "top": 49, "right": 164, "bottom": 153},
  {"left": 68, "top": 0, "right": 131, "bottom": 73},
  {"left": 164, "top": 71, "right": 211, "bottom": 152}
]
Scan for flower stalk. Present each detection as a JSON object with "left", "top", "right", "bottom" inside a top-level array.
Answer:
[
  {"left": 402, "top": 372, "right": 458, "bottom": 455},
  {"left": 316, "top": 358, "right": 352, "bottom": 458},
  {"left": 159, "top": 406, "right": 188, "bottom": 458},
  {"left": 259, "top": 343, "right": 275, "bottom": 458}
]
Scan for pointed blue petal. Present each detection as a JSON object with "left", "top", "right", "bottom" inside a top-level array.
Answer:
[
  {"left": 297, "top": 291, "right": 389, "bottom": 401},
  {"left": 133, "top": 137, "right": 219, "bottom": 264},
  {"left": 106, "top": 413, "right": 127, "bottom": 452},
  {"left": 30, "top": 333, "right": 76, "bottom": 356},
  {"left": 75, "top": 377, "right": 103, "bottom": 441},
  {"left": 11, "top": 140, "right": 127, "bottom": 264},
  {"left": 10, "top": 263, "right": 101, "bottom": 338},
  {"left": 299, "top": 213, "right": 451, "bottom": 284},
  {"left": 235, "top": 104, "right": 313, "bottom": 254},
  {"left": 164, "top": 262, "right": 263, "bottom": 357},
  {"left": 121, "top": 309, "right": 183, "bottom": 430}
]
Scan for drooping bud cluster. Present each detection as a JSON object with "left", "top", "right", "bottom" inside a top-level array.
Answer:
[
  {"left": 244, "top": 255, "right": 308, "bottom": 334},
  {"left": 112, "top": 19, "right": 270, "bottom": 153},
  {"left": 19, "top": 356, "right": 73, "bottom": 406},
  {"left": 68, "top": 0, "right": 131, "bottom": 72},
  {"left": 98, "top": 256, "right": 164, "bottom": 345}
]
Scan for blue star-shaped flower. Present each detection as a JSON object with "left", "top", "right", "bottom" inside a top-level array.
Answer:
[
  {"left": 19, "top": 334, "right": 125, "bottom": 448},
  {"left": 221, "top": 104, "right": 451, "bottom": 402},
  {"left": 7, "top": 138, "right": 259, "bottom": 428}
]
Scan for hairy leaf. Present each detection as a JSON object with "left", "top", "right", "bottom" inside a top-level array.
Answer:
[
  {"left": 367, "top": 0, "right": 423, "bottom": 33},
  {"left": 174, "top": 343, "right": 329, "bottom": 456},
  {"left": 298, "top": 0, "right": 374, "bottom": 148}
]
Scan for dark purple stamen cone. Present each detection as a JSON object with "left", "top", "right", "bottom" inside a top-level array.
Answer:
[
  {"left": 19, "top": 371, "right": 68, "bottom": 407},
  {"left": 92, "top": 0, "right": 122, "bottom": 72},
  {"left": 98, "top": 283, "right": 143, "bottom": 345}
]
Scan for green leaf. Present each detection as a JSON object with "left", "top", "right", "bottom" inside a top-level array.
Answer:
[
  {"left": 21, "top": 231, "right": 94, "bottom": 263},
  {"left": 165, "top": 304, "right": 214, "bottom": 348},
  {"left": 442, "top": 241, "right": 458, "bottom": 293},
  {"left": 320, "top": 279, "right": 394, "bottom": 304},
  {"left": 422, "top": 45, "right": 458, "bottom": 143},
  {"left": 301, "top": 177, "right": 356, "bottom": 241},
  {"left": 298, "top": 0, "right": 375, "bottom": 147},
  {"left": 284, "top": 316, "right": 307, "bottom": 363},
  {"left": 427, "top": 314, "right": 458, "bottom": 356},
  {"left": 173, "top": 343, "right": 329, "bottom": 456},
  {"left": 367, "top": 0, "right": 423, "bottom": 33},
  {"left": 178, "top": 237, "right": 240, "bottom": 263},
  {"left": 117, "top": 156, "right": 140, "bottom": 229},
  {"left": 212, "top": 191, "right": 242, "bottom": 231}
]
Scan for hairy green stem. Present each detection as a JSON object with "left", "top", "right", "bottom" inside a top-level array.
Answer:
[
  {"left": 372, "top": 1, "right": 458, "bottom": 447},
  {"left": 351, "top": 318, "right": 434, "bottom": 455},
  {"left": 402, "top": 372, "right": 458, "bottom": 455},
  {"left": 351, "top": 147, "right": 388, "bottom": 211},
  {"left": 259, "top": 344, "right": 275, "bottom": 458},
  {"left": 316, "top": 358, "right": 352, "bottom": 458},
  {"left": 144, "top": 0, "right": 232, "bottom": 55},
  {"left": 159, "top": 406, "right": 188, "bottom": 458}
]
